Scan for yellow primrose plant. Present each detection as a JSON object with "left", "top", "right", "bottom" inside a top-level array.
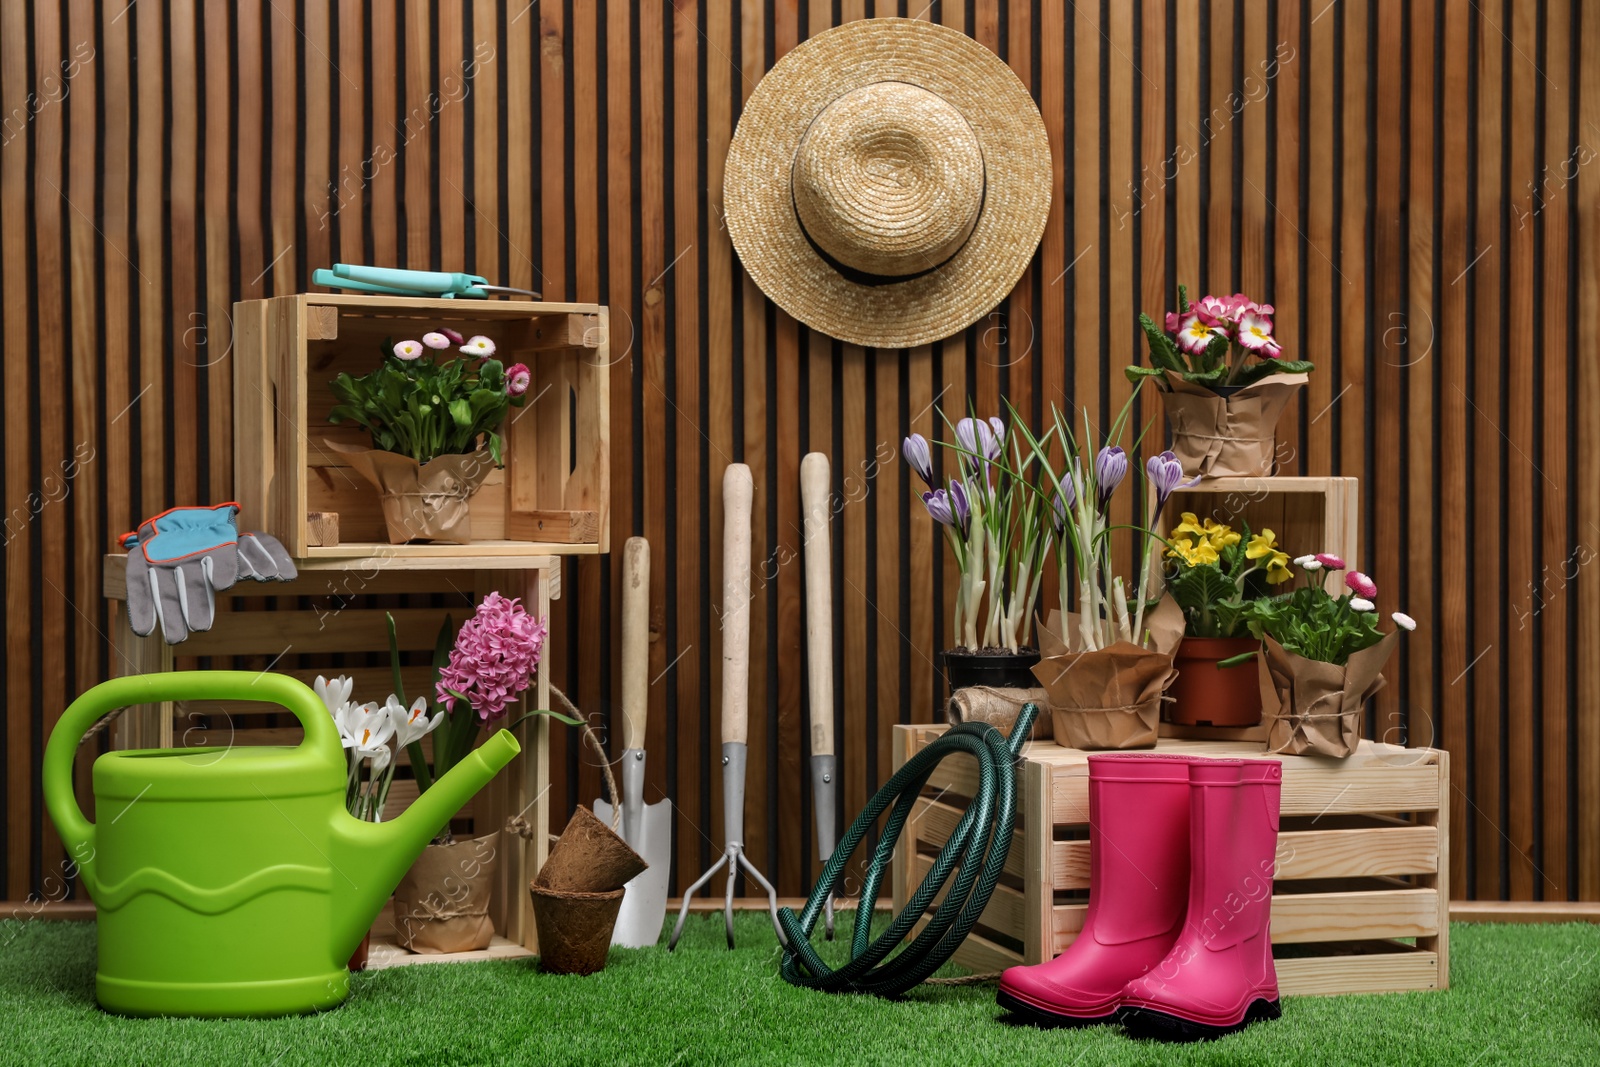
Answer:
[{"left": 1163, "top": 513, "right": 1291, "bottom": 641}]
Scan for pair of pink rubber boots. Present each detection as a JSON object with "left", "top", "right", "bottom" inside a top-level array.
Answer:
[{"left": 996, "top": 754, "right": 1284, "bottom": 1042}]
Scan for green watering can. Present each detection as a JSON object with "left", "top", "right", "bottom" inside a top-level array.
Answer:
[{"left": 43, "top": 671, "right": 520, "bottom": 1018}]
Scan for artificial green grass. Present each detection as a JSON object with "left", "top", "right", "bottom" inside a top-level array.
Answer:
[{"left": 2, "top": 914, "right": 1597, "bottom": 1066}]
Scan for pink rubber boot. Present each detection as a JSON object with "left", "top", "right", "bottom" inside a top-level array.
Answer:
[
  {"left": 996, "top": 754, "right": 1199, "bottom": 1026},
  {"left": 1119, "top": 757, "right": 1284, "bottom": 1041}
]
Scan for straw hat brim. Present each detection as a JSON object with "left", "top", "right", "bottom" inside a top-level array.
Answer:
[{"left": 724, "top": 18, "right": 1052, "bottom": 350}]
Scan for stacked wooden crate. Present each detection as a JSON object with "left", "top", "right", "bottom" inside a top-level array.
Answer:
[
  {"left": 102, "top": 293, "right": 611, "bottom": 955},
  {"left": 891, "top": 725, "right": 1450, "bottom": 996}
]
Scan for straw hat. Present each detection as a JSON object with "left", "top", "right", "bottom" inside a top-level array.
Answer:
[{"left": 724, "top": 18, "right": 1052, "bottom": 349}]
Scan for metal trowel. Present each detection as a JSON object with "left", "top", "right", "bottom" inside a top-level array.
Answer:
[{"left": 595, "top": 536, "right": 673, "bottom": 947}]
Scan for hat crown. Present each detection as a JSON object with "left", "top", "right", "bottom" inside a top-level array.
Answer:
[{"left": 791, "top": 81, "right": 984, "bottom": 278}]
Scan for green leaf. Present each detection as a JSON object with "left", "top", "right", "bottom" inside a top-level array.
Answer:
[
  {"left": 1181, "top": 366, "right": 1229, "bottom": 384},
  {"left": 448, "top": 397, "right": 473, "bottom": 430},
  {"left": 1124, "top": 365, "right": 1167, "bottom": 385}
]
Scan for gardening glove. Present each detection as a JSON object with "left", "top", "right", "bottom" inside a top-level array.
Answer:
[
  {"left": 235, "top": 529, "right": 298, "bottom": 581},
  {"left": 121, "top": 503, "right": 244, "bottom": 644}
]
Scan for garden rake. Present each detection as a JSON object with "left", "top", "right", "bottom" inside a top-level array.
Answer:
[{"left": 669, "top": 463, "right": 786, "bottom": 950}]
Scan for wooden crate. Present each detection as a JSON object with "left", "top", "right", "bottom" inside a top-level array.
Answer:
[
  {"left": 101, "top": 552, "right": 558, "bottom": 953},
  {"left": 232, "top": 294, "right": 610, "bottom": 560},
  {"left": 1159, "top": 476, "right": 1359, "bottom": 595},
  {"left": 891, "top": 725, "right": 1449, "bottom": 997}
]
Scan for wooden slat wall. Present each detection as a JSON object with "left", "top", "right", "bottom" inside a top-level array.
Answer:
[{"left": 2, "top": 1, "right": 1597, "bottom": 904}]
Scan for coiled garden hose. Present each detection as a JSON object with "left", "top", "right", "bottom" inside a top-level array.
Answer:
[{"left": 778, "top": 703, "right": 1038, "bottom": 997}]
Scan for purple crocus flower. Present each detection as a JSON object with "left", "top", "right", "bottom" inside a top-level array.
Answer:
[
  {"left": 1050, "top": 475, "right": 1076, "bottom": 535},
  {"left": 947, "top": 478, "right": 971, "bottom": 537},
  {"left": 1094, "top": 446, "right": 1128, "bottom": 511},
  {"left": 986, "top": 417, "right": 1006, "bottom": 459},
  {"left": 1145, "top": 450, "right": 1198, "bottom": 509},
  {"left": 921, "top": 488, "right": 954, "bottom": 527},
  {"left": 902, "top": 433, "right": 934, "bottom": 487}
]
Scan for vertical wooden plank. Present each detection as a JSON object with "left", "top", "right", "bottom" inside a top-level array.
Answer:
[
  {"left": 1302, "top": 0, "right": 1334, "bottom": 476},
  {"left": 134, "top": 0, "right": 167, "bottom": 519},
  {"left": 1580, "top": 0, "right": 1600, "bottom": 903},
  {"left": 1501, "top": 0, "right": 1538, "bottom": 900},
  {"left": 1437, "top": 0, "right": 1472, "bottom": 900},
  {"left": 1405, "top": 0, "right": 1438, "bottom": 771},
  {"left": 204, "top": 1, "right": 236, "bottom": 504},
  {"left": 1173, "top": 0, "right": 1202, "bottom": 304},
  {"left": 1370, "top": 0, "right": 1406, "bottom": 746},
  {"left": 403, "top": 0, "right": 433, "bottom": 269},
  {"left": 1206, "top": 0, "right": 1234, "bottom": 293},
  {"left": 1071, "top": 1, "right": 1101, "bottom": 424},
  {"left": 504, "top": 0, "right": 534, "bottom": 292},
  {"left": 1537, "top": 0, "right": 1572, "bottom": 901},
  {"left": 1471, "top": 0, "right": 1506, "bottom": 900},
  {"left": 1271, "top": 1, "right": 1304, "bottom": 473}
]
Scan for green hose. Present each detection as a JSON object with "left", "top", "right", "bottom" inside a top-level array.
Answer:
[{"left": 778, "top": 703, "right": 1038, "bottom": 997}]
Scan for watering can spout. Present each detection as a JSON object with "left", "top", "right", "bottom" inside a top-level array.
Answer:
[{"left": 331, "top": 728, "right": 520, "bottom": 959}]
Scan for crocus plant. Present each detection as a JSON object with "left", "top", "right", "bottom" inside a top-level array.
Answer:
[
  {"left": 328, "top": 326, "right": 531, "bottom": 465},
  {"left": 1007, "top": 391, "right": 1195, "bottom": 651},
  {"left": 1164, "top": 513, "right": 1292, "bottom": 640},
  {"left": 314, "top": 674, "right": 443, "bottom": 822},
  {"left": 904, "top": 411, "right": 1052, "bottom": 652},
  {"left": 1129, "top": 286, "right": 1315, "bottom": 391},
  {"left": 1238, "top": 556, "right": 1416, "bottom": 665}
]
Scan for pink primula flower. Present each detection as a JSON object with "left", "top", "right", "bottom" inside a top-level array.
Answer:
[
  {"left": 1175, "top": 312, "right": 1221, "bottom": 356},
  {"left": 1235, "top": 311, "right": 1282, "bottom": 359},
  {"left": 437, "top": 592, "right": 548, "bottom": 723},
  {"left": 1194, "top": 294, "right": 1232, "bottom": 326}
]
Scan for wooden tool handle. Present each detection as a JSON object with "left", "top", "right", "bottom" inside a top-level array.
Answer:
[
  {"left": 721, "top": 464, "right": 753, "bottom": 744},
  {"left": 621, "top": 536, "right": 650, "bottom": 752},
  {"left": 800, "top": 453, "right": 835, "bottom": 757}
]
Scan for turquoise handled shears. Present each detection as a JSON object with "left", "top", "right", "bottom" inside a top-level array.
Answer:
[{"left": 311, "top": 263, "right": 543, "bottom": 300}]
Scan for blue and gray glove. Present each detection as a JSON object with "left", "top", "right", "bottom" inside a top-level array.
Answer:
[{"left": 121, "top": 503, "right": 296, "bottom": 644}]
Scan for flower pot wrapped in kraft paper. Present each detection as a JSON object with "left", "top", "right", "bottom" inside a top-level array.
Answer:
[
  {"left": 1158, "top": 369, "right": 1307, "bottom": 478},
  {"left": 326, "top": 440, "right": 496, "bottom": 544},
  {"left": 1258, "top": 632, "right": 1398, "bottom": 758},
  {"left": 1031, "top": 596, "right": 1185, "bottom": 750},
  {"left": 392, "top": 831, "right": 501, "bottom": 953}
]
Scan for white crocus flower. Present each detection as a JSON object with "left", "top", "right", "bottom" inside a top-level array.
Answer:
[
  {"left": 1349, "top": 597, "right": 1376, "bottom": 613},
  {"left": 314, "top": 675, "right": 354, "bottom": 722},
  {"left": 340, "top": 700, "right": 393, "bottom": 754},
  {"left": 386, "top": 694, "right": 444, "bottom": 746}
]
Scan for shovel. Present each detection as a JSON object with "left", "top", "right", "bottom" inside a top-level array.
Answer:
[
  {"left": 800, "top": 453, "right": 838, "bottom": 940},
  {"left": 594, "top": 536, "right": 673, "bottom": 947}
]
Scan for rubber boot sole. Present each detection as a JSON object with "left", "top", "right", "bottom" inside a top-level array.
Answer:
[
  {"left": 995, "top": 987, "right": 1119, "bottom": 1029},
  {"left": 1118, "top": 997, "right": 1281, "bottom": 1042}
]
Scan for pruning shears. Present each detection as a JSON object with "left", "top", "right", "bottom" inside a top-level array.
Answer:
[{"left": 310, "top": 263, "right": 543, "bottom": 300}]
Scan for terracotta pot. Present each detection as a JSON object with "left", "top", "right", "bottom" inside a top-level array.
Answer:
[
  {"left": 942, "top": 647, "right": 1041, "bottom": 696},
  {"left": 347, "top": 931, "right": 371, "bottom": 972},
  {"left": 392, "top": 831, "right": 501, "bottom": 954},
  {"left": 1169, "top": 636, "right": 1265, "bottom": 727},
  {"left": 529, "top": 884, "right": 626, "bottom": 975}
]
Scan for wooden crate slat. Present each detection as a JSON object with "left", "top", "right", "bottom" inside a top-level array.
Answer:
[
  {"left": 1275, "top": 826, "right": 1439, "bottom": 879},
  {"left": 912, "top": 915, "right": 1025, "bottom": 974},
  {"left": 911, "top": 852, "right": 1029, "bottom": 938},
  {"left": 1275, "top": 950, "right": 1441, "bottom": 996},
  {"left": 912, "top": 797, "right": 1026, "bottom": 881},
  {"left": 180, "top": 608, "right": 466, "bottom": 658},
  {"left": 1047, "top": 888, "right": 1439, "bottom": 950}
]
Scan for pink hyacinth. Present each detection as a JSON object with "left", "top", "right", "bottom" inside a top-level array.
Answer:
[
  {"left": 1345, "top": 571, "right": 1378, "bottom": 599},
  {"left": 436, "top": 592, "right": 548, "bottom": 723}
]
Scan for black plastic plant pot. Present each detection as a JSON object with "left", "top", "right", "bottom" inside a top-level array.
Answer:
[{"left": 942, "top": 647, "right": 1042, "bottom": 696}]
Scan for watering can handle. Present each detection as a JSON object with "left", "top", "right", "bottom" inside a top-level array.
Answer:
[{"left": 43, "top": 672, "right": 341, "bottom": 891}]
